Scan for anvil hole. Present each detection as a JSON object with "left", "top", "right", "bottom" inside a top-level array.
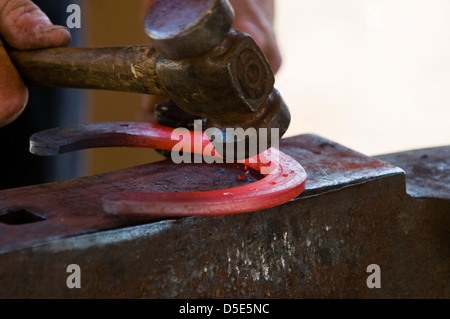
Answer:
[{"left": 0, "top": 209, "right": 46, "bottom": 225}]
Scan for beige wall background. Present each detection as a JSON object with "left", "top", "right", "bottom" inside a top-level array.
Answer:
[
  {"left": 83, "top": 0, "right": 165, "bottom": 176},
  {"left": 83, "top": 0, "right": 450, "bottom": 176},
  {"left": 276, "top": 0, "right": 450, "bottom": 155}
]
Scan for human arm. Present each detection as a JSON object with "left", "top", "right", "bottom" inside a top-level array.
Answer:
[{"left": 0, "top": 0, "right": 70, "bottom": 126}]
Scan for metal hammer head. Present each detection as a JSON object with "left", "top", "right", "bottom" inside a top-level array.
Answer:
[{"left": 145, "top": 0, "right": 290, "bottom": 160}]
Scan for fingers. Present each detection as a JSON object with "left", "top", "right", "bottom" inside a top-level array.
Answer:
[
  {"left": 0, "top": 39, "right": 27, "bottom": 126},
  {"left": 0, "top": 0, "right": 71, "bottom": 49},
  {"left": 229, "top": 0, "right": 281, "bottom": 73},
  {"left": 0, "top": 0, "right": 71, "bottom": 126}
]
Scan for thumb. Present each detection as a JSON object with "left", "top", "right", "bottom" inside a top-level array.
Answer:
[
  {"left": 0, "top": 0, "right": 71, "bottom": 126},
  {"left": 0, "top": 38, "right": 27, "bottom": 126},
  {"left": 0, "top": 0, "right": 71, "bottom": 49}
]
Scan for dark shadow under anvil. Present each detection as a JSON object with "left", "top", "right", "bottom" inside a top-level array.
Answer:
[{"left": 0, "top": 134, "right": 448, "bottom": 298}]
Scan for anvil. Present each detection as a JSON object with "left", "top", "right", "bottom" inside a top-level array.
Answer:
[{"left": 0, "top": 134, "right": 448, "bottom": 298}]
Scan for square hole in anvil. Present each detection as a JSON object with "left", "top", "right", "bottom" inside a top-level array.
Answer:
[{"left": 0, "top": 209, "right": 47, "bottom": 225}]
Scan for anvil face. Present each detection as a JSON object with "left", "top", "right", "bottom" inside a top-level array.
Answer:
[{"left": 0, "top": 134, "right": 449, "bottom": 298}]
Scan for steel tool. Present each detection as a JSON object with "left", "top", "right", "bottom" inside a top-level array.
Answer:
[
  {"left": 28, "top": 122, "right": 307, "bottom": 216},
  {"left": 8, "top": 0, "right": 290, "bottom": 159}
]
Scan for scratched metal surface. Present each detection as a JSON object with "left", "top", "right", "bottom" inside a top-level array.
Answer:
[
  {"left": 376, "top": 145, "right": 450, "bottom": 200},
  {"left": 1, "top": 173, "right": 411, "bottom": 298},
  {"left": 0, "top": 134, "right": 448, "bottom": 298},
  {"left": 0, "top": 161, "right": 261, "bottom": 253},
  {"left": 0, "top": 134, "right": 401, "bottom": 253},
  {"left": 281, "top": 134, "right": 403, "bottom": 197}
]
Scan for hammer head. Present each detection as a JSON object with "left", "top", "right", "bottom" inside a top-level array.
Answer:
[{"left": 145, "top": 0, "right": 290, "bottom": 160}]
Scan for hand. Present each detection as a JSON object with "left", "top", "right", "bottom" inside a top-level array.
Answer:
[
  {"left": 0, "top": 0, "right": 71, "bottom": 127},
  {"left": 228, "top": 0, "right": 281, "bottom": 74},
  {"left": 139, "top": 0, "right": 282, "bottom": 123}
]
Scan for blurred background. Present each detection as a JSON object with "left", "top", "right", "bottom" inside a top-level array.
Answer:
[
  {"left": 80, "top": 0, "right": 450, "bottom": 176},
  {"left": 276, "top": 0, "right": 450, "bottom": 155}
]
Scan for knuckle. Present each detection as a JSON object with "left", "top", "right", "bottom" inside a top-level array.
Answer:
[
  {"left": 0, "top": 0, "right": 52, "bottom": 48},
  {"left": 1, "top": 0, "right": 42, "bottom": 24}
]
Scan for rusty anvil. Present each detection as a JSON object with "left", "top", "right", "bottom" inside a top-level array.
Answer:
[
  {"left": 8, "top": 0, "right": 290, "bottom": 160},
  {"left": 0, "top": 134, "right": 448, "bottom": 298},
  {"left": 1, "top": 0, "right": 448, "bottom": 299}
]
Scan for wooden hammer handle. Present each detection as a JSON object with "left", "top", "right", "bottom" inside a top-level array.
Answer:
[{"left": 8, "top": 45, "right": 167, "bottom": 96}]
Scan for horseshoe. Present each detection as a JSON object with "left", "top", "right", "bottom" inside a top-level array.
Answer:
[{"left": 29, "top": 122, "right": 307, "bottom": 216}]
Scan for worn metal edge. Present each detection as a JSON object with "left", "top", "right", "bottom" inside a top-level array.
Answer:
[
  {"left": 375, "top": 145, "right": 450, "bottom": 201},
  {"left": 0, "top": 170, "right": 407, "bottom": 256},
  {"left": 297, "top": 170, "right": 406, "bottom": 200},
  {"left": 0, "top": 219, "right": 176, "bottom": 255}
]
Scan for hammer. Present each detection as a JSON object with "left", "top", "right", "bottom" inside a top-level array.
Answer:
[{"left": 8, "top": 0, "right": 290, "bottom": 160}]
